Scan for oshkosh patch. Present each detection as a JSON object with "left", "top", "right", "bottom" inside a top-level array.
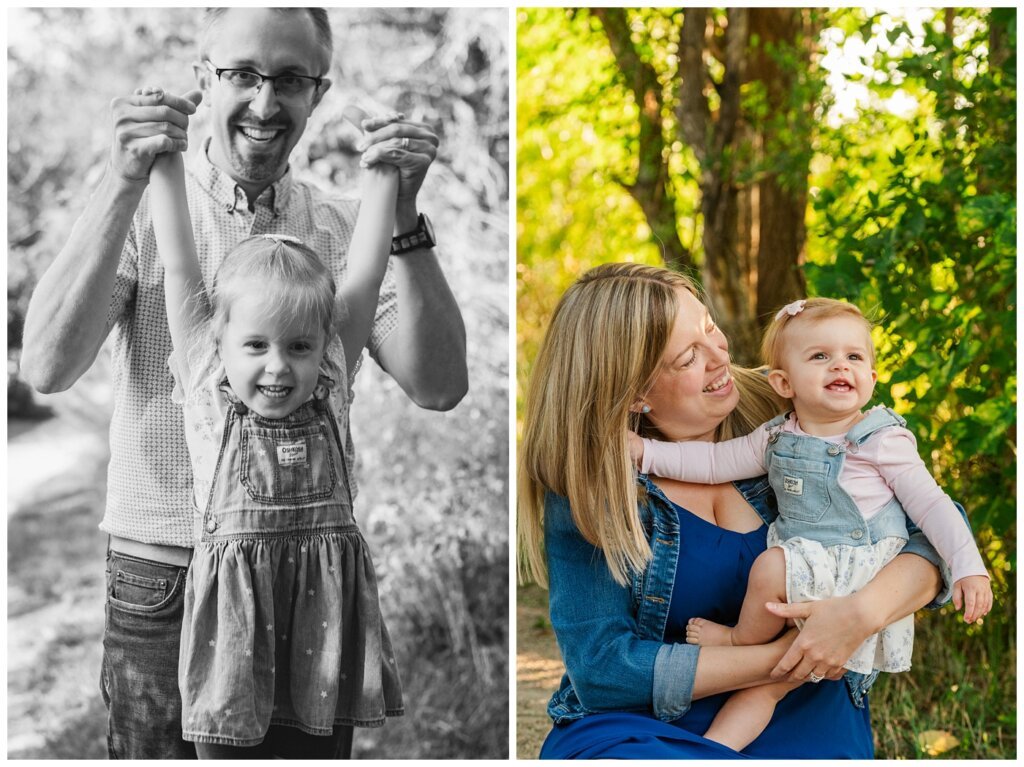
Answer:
[
  {"left": 783, "top": 476, "right": 803, "bottom": 496},
  {"left": 277, "top": 441, "right": 308, "bottom": 467}
]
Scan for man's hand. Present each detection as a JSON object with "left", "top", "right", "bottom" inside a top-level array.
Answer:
[
  {"left": 952, "top": 575, "right": 993, "bottom": 624},
  {"left": 356, "top": 115, "right": 439, "bottom": 209},
  {"left": 110, "top": 87, "right": 203, "bottom": 183}
]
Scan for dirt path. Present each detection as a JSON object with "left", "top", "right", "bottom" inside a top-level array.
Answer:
[
  {"left": 516, "top": 582, "right": 563, "bottom": 758},
  {"left": 7, "top": 365, "right": 112, "bottom": 758}
]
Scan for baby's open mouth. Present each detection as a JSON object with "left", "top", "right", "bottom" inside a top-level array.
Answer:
[{"left": 826, "top": 380, "right": 853, "bottom": 392}]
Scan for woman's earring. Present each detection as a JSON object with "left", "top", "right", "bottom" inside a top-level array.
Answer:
[{"left": 640, "top": 405, "right": 651, "bottom": 414}]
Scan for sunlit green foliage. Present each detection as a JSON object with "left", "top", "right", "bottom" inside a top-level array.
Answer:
[{"left": 517, "top": 7, "right": 1015, "bottom": 759}]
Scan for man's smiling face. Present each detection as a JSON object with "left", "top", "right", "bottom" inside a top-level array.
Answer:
[{"left": 196, "top": 8, "right": 331, "bottom": 196}]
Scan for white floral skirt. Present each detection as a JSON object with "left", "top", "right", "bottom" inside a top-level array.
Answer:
[{"left": 767, "top": 525, "right": 913, "bottom": 675}]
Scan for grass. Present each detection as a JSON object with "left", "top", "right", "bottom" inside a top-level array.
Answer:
[{"left": 869, "top": 566, "right": 1017, "bottom": 759}]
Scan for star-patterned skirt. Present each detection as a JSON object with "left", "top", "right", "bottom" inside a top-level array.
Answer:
[{"left": 178, "top": 530, "right": 404, "bottom": 746}]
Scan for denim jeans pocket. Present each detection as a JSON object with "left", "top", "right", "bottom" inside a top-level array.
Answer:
[{"left": 106, "top": 556, "right": 184, "bottom": 614}]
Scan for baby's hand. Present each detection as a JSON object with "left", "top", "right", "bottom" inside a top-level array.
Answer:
[
  {"left": 627, "top": 431, "right": 645, "bottom": 469},
  {"left": 952, "top": 575, "right": 993, "bottom": 624}
]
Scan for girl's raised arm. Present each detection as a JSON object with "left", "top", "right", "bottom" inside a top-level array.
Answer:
[
  {"left": 147, "top": 94, "right": 206, "bottom": 382},
  {"left": 336, "top": 108, "right": 399, "bottom": 374}
]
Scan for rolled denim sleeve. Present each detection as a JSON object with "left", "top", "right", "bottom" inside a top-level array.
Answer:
[
  {"left": 652, "top": 642, "right": 700, "bottom": 720},
  {"left": 900, "top": 501, "right": 971, "bottom": 608},
  {"left": 544, "top": 493, "right": 693, "bottom": 720}
]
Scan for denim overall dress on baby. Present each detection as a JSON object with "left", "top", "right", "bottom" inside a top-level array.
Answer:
[
  {"left": 178, "top": 380, "right": 403, "bottom": 746},
  {"left": 763, "top": 406, "right": 914, "bottom": 675}
]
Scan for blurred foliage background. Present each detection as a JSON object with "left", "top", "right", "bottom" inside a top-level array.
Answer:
[
  {"left": 8, "top": 7, "right": 508, "bottom": 759},
  {"left": 517, "top": 7, "right": 1014, "bottom": 759}
]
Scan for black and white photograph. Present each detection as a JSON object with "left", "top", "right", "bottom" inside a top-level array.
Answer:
[{"left": 8, "top": 6, "right": 509, "bottom": 759}]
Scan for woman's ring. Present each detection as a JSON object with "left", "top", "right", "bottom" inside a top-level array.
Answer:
[
  {"left": 400, "top": 137, "right": 410, "bottom": 150},
  {"left": 807, "top": 671, "right": 824, "bottom": 683}
]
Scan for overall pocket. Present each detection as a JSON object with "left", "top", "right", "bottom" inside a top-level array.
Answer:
[
  {"left": 240, "top": 418, "right": 337, "bottom": 504},
  {"left": 767, "top": 454, "right": 832, "bottom": 524}
]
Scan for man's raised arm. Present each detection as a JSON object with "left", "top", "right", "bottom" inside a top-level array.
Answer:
[
  {"left": 358, "top": 114, "right": 468, "bottom": 411},
  {"left": 20, "top": 88, "right": 200, "bottom": 393}
]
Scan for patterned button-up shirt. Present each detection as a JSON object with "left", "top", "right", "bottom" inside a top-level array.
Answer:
[{"left": 99, "top": 141, "right": 397, "bottom": 546}]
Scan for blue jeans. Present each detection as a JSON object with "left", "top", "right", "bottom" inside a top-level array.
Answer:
[{"left": 101, "top": 549, "right": 196, "bottom": 759}]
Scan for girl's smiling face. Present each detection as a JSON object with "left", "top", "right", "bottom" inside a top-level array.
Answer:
[
  {"left": 640, "top": 287, "right": 739, "bottom": 442},
  {"left": 218, "top": 289, "right": 327, "bottom": 418}
]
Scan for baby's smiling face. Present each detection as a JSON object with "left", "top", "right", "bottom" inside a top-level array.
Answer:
[{"left": 770, "top": 314, "right": 877, "bottom": 430}]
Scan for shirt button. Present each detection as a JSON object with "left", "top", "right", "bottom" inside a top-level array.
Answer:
[
  {"left": 851, "top": 529, "right": 864, "bottom": 540},
  {"left": 827, "top": 445, "right": 841, "bottom": 456},
  {"left": 206, "top": 518, "right": 218, "bottom": 533}
]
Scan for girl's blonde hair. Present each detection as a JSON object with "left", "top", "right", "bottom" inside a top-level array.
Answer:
[
  {"left": 760, "top": 298, "right": 875, "bottom": 371},
  {"left": 518, "top": 263, "right": 783, "bottom": 587},
  {"left": 211, "top": 235, "right": 339, "bottom": 340}
]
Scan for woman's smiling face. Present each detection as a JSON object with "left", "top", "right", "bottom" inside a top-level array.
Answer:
[{"left": 640, "top": 287, "right": 739, "bottom": 442}]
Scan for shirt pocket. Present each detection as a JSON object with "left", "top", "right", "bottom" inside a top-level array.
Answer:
[
  {"left": 240, "top": 420, "right": 337, "bottom": 505},
  {"left": 767, "top": 454, "right": 832, "bottom": 524}
]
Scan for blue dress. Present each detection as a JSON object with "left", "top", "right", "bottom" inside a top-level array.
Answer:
[{"left": 540, "top": 502, "right": 874, "bottom": 759}]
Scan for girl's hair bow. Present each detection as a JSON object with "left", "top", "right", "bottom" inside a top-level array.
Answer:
[
  {"left": 261, "top": 233, "right": 304, "bottom": 245},
  {"left": 775, "top": 299, "right": 807, "bottom": 320}
]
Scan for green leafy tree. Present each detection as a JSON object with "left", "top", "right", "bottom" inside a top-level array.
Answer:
[{"left": 807, "top": 7, "right": 1016, "bottom": 537}]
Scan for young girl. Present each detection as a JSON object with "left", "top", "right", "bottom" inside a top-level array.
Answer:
[
  {"left": 629, "top": 297, "right": 992, "bottom": 752},
  {"left": 148, "top": 96, "right": 403, "bottom": 757}
]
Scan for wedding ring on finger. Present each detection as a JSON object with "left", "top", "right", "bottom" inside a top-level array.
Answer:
[
  {"left": 807, "top": 671, "right": 824, "bottom": 684},
  {"left": 400, "top": 137, "right": 410, "bottom": 150}
]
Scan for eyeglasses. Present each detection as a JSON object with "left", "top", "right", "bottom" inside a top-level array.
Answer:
[{"left": 205, "top": 61, "right": 323, "bottom": 104}]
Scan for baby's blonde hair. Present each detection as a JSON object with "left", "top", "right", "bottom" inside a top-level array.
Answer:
[{"left": 761, "top": 298, "right": 875, "bottom": 370}]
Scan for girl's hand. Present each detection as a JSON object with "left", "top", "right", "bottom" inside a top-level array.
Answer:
[
  {"left": 627, "top": 431, "right": 645, "bottom": 468},
  {"left": 764, "top": 598, "right": 870, "bottom": 682},
  {"left": 952, "top": 575, "right": 993, "bottom": 624}
]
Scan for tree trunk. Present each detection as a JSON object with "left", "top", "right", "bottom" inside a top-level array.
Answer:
[{"left": 593, "top": 8, "right": 694, "bottom": 272}]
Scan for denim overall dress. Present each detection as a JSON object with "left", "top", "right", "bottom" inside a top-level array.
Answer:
[
  {"left": 178, "top": 381, "right": 403, "bottom": 746},
  {"left": 763, "top": 406, "right": 914, "bottom": 675}
]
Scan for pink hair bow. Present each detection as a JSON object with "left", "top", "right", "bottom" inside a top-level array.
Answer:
[{"left": 775, "top": 299, "right": 807, "bottom": 320}]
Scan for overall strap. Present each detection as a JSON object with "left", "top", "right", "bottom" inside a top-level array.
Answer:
[
  {"left": 217, "top": 378, "right": 249, "bottom": 415},
  {"left": 846, "top": 406, "right": 906, "bottom": 447},
  {"left": 764, "top": 411, "right": 792, "bottom": 445}
]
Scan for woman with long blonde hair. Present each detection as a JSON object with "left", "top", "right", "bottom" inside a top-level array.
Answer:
[{"left": 519, "top": 263, "right": 952, "bottom": 758}]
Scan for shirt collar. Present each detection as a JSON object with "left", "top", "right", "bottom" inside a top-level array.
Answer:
[{"left": 190, "top": 137, "right": 294, "bottom": 214}]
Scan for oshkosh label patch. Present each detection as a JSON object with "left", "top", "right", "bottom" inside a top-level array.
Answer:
[
  {"left": 783, "top": 476, "right": 803, "bottom": 496},
  {"left": 277, "top": 441, "right": 308, "bottom": 467}
]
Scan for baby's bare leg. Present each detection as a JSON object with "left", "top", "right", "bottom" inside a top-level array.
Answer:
[
  {"left": 686, "top": 547, "right": 789, "bottom": 647},
  {"left": 704, "top": 679, "right": 802, "bottom": 752}
]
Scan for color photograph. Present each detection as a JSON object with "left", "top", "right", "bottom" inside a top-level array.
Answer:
[{"left": 517, "top": 7, "right": 1014, "bottom": 760}]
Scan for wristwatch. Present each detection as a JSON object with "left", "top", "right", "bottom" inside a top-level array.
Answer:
[{"left": 390, "top": 213, "right": 436, "bottom": 255}]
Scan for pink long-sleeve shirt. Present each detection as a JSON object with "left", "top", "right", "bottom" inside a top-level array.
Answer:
[{"left": 640, "top": 410, "right": 987, "bottom": 584}]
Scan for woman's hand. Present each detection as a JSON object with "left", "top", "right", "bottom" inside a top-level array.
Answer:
[{"left": 763, "top": 597, "right": 875, "bottom": 682}]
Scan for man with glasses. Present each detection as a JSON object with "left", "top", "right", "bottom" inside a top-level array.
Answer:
[{"left": 21, "top": 7, "right": 466, "bottom": 759}]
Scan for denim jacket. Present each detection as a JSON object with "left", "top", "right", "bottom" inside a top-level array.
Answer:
[{"left": 543, "top": 475, "right": 961, "bottom": 725}]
